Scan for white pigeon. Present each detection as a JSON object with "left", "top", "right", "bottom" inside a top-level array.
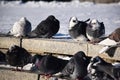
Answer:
[
  {"left": 86, "top": 19, "right": 105, "bottom": 42},
  {"left": 69, "top": 17, "right": 89, "bottom": 42},
  {"left": 9, "top": 17, "right": 31, "bottom": 37}
]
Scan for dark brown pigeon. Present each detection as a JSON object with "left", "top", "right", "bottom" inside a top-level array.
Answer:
[
  {"left": 0, "top": 51, "right": 6, "bottom": 64},
  {"left": 6, "top": 45, "right": 32, "bottom": 70},
  {"left": 28, "top": 15, "right": 60, "bottom": 38},
  {"left": 109, "top": 27, "right": 120, "bottom": 42}
]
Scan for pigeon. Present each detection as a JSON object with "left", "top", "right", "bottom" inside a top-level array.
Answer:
[
  {"left": 31, "top": 54, "right": 68, "bottom": 80},
  {"left": 87, "top": 56, "right": 120, "bottom": 80},
  {"left": 99, "top": 28, "right": 120, "bottom": 54},
  {"left": 28, "top": 15, "right": 60, "bottom": 38},
  {"left": 86, "top": 19, "right": 105, "bottom": 43},
  {"left": 108, "top": 27, "right": 120, "bottom": 42},
  {"left": 6, "top": 45, "right": 32, "bottom": 70},
  {"left": 69, "top": 17, "right": 90, "bottom": 42},
  {"left": 8, "top": 17, "right": 31, "bottom": 37},
  {"left": 61, "top": 51, "right": 91, "bottom": 80},
  {"left": 0, "top": 51, "right": 6, "bottom": 64}
]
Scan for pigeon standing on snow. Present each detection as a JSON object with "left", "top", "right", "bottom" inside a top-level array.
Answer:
[
  {"left": 8, "top": 17, "right": 31, "bottom": 37},
  {"left": 69, "top": 17, "right": 90, "bottom": 42},
  {"left": 99, "top": 28, "right": 120, "bottom": 54},
  {"left": 31, "top": 54, "right": 68, "bottom": 80},
  {"left": 6, "top": 45, "right": 32, "bottom": 70},
  {"left": 28, "top": 15, "right": 60, "bottom": 38},
  {"left": 86, "top": 19, "right": 105, "bottom": 43},
  {"left": 61, "top": 51, "right": 91, "bottom": 80}
]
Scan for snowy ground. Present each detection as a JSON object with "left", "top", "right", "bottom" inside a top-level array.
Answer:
[{"left": 0, "top": 1, "right": 120, "bottom": 36}]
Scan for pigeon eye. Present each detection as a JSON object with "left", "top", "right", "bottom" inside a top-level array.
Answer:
[{"left": 73, "top": 20, "right": 76, "bottom": 23}]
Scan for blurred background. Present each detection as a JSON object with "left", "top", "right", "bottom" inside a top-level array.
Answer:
[
  {"left": 1, "top": 0, "right": 120, "bottom": 3},
  {"left": 0, "top": 0, "right": 120, "bottom": 37}
]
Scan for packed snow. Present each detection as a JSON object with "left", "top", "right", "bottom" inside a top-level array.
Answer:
[{"left": 0, "top": 1, "right": 120, "bottom": 37}]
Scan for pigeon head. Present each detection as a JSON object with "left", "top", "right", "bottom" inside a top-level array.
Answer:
[
  {"left": 19, "top": 17, "right": 26, "bottom": 22},
  {"left": 88, "top": 56, "right": 108, "bottom": 72},
  {"left": 90, "top": 19, "right": 100, "bottom": 30},
  {"left": 6, "top": 45, "right": 20, "bottom": 64},
  {"left": 46, "top": 15, "right": 59, "bottom": 24},
  {"left": 46, "top": 15, "right": 56, "bottom": 21},
  {"left": 87, "top": 56, "right": 102, "bottom": 75},
  {"left": 31, "top": 54, "right": 44, "bottom": 72},
  {"left": 74, "top": 51, "right": 87, "bottom": 61},
  {"left": 32, "top": 54, "right": 43, "bottom": 64},
  {"left": 8, "top": 45, "right": 20, "bottom": 55},
  {"left": 90, "top": 56, "right": 104, "bottom": 66},
  {"left": 69, "top": 16, "right": 78, "bottom": 30}
]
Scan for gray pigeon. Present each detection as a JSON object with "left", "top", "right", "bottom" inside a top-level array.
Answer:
[
  {"left": 61, "top": 51, "right": 91, "bottom": 80},
  {"left": 87, "top": 56, "right": 120, "bottom": 80},
  {"left": 8, "top": 17, "right": 31, "bottom": 37},
  {"left": 31, "top": 54, "right": 68, "bottom": 80}
]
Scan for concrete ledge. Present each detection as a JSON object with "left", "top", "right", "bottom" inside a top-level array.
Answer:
[
  {"left": 0, "top": 67, "right": 60, "bottom": 80},
  {"left": 87, "top": 44, "right": 120, "bottom": 60},
  {"left": 0, "top": 70, "right": 37, "bottom": 80},
  {"left": 0, "top": 36, "right": 120, "bottom": 61},
  {"left": 0, "top": 36, "right": 120, "bottom": 80},
  {"left": 0, "top": 37, "right": 20, "bottom": 49},
  {"left": 22, "top": 38, "right": 87, "bottom": 55}
]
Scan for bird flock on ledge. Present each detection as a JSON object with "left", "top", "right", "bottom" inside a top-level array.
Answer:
[{"left": 0, "top": 15, "right": 120, "bottom": 80}]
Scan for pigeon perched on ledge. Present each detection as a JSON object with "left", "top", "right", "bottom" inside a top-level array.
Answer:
[
  {"left": 69, "top": 17, "right": 90, "bottom": 42},
  {"left": 28, "top": 15, "right": 60, "bottom": 38},
  {"left": 86, "top": 19, "right": 105, "bottom": 43},
  {"left": 8, "top": 17, "right": 31, "bottom": 37},
  {"left": 99, "top": 28, "right": 120, "bottom": 54}
]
